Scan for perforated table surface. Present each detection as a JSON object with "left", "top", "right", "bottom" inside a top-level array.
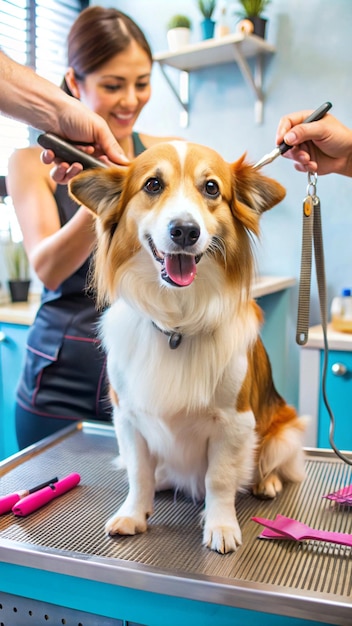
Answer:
[{"left": 0, "top": 422, "right": 351, "bottom": 626}]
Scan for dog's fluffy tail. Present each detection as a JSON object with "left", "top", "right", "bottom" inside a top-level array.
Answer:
[{"left": 253, "top": 413, "right": 309, "bottom": 498}]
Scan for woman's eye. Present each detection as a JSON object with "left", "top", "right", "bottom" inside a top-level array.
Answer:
[
  {"left": 144, "top": 178, "right": 163, "bottom": 194},
  {"left": 103, "top": 85, "right": 121, "bottom": 92},
  {"left": 204, "top": 180, "right": 220, "bottom": 197}
]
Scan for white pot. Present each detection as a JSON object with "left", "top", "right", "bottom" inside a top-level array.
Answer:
[{"left": 167, "top": 27, "right": 191, "bottom": 52}]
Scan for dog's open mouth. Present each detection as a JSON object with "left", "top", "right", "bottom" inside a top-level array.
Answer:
[{"left": 147, "top": 237, "right": 202, "bottom": 287}]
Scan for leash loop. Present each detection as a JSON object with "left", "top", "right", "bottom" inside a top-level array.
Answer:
[{"left": 306, "top": 171, "right": 317, "bottom": 197}]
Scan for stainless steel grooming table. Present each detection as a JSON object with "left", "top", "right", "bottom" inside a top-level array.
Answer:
[{"left": 0, "top": 422, "right": 351, "bottom": 626}]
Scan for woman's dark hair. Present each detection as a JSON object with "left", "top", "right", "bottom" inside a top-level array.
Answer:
[{"left": 62, "top": 6, "right": 153, "bottom": 94}]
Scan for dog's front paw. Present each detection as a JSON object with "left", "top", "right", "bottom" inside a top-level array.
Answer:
[
  {"left": 105, "top": 513, "right": 148, "bottom": 537},
  {"left": 253, "top": 472, "right": 283, "bottom": 499},
  {"left": 203, "top": 522, "right": 242, "bottom": 554}
]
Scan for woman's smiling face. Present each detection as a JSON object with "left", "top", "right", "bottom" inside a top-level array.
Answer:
[{"left": 72, "top": 39, "right": 152, "bottom": 141}]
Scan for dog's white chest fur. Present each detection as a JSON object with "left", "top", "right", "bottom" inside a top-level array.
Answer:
[{"left": 102, "top": 297, "right": 257, "bottom": 499}]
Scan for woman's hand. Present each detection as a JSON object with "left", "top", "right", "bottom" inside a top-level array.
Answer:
[
  {"left": 41, "top": 136, "right": 127, "bottom": 185},
  {"left": 41, "top": 150, "right": 84, "bottom": 184}
]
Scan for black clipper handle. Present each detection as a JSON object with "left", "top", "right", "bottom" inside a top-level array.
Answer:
[{"left": 38, "top": 133, "right": 107, "bottom": 169}]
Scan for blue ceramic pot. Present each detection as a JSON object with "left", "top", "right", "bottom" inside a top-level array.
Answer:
[{"left": 201, "top": 18, "right": 215, "bottom": 40}]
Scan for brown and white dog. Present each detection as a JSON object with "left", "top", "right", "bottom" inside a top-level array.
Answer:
[{"left": 69, "top": 141, "right": 306, "bottom": 554}]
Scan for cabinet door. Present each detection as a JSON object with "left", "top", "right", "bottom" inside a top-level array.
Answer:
[
  {"left": 258, "top": 288, "right": 297, "bottom": 406},
  {"left": 318, "top": 350, "right": 352, "bottom": 450},
  {"left": 0, "top": 323, "right": 29, "bottom": 459}
]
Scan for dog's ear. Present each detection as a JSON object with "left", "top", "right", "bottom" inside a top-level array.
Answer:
[
  {"left": 69, "top": 166, "right": 129, "bottom": 218},
  {"left": 230, "top": 155, "right": 286, "bottom": 235}
]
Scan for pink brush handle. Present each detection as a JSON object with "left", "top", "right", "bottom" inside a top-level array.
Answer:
[
  {"left": 258, "top": 527, "right": 288, "bottom": 539},
  {"left": 0, "top": 491, "right": 26, "bottom": 515},
  {"left": 12, "top": 473, "right": 80, "bottom": 516},
  {"left": 304, "top": 528, "right": 352, "bottom": 547},
  {"left": 260, "top": 526, "right": 352, "bottom": 546}
]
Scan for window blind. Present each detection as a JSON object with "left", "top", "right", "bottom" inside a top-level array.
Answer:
[{"left": 0, "top": 0, "right": 87, "bottom": 176}]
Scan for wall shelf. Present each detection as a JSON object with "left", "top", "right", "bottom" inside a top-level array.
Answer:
[{"left": 153, "top": 33, "right": 275, "bottom": 126}]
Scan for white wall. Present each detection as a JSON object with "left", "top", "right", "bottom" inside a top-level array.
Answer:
[{"left": 95, "top": 0, "right": 352, "bottom": 405}]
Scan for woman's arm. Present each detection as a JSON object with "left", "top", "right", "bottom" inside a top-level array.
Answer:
[{"left": 7, "top": 147, "right": 97, "bottom": 291}]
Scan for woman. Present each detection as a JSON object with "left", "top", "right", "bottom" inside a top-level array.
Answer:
[{"left": 7, "top": 6, "right": 177, "bottom": 449}]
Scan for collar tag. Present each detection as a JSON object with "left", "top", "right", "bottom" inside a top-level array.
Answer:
[
  {"left": 152, "top": 322, "right": 183, "bottom": 349},
  {"left": 169, "top": 332, "right": 183, "bottom": 350}
]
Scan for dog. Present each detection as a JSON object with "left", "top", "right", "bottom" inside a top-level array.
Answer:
[{"left": 69, "top": 141, "right": 306, "bottom": 554}]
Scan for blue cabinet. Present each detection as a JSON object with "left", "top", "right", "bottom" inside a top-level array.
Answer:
[
  {"left": 299, "top": 325, "right": 352, "bottom": 449},
  {"left": 317, "top": 349, "right": 352, "bottom": 450},
  {"left": 258, "top": 285, "right": 297, "bottom": 406},
  {"left": 0, "top": 322, "right": 28, "bottom": 459}
]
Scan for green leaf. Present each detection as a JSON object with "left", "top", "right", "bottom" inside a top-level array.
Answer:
[{"left": 4, "top": 241, "right": 30, "bottom": 280}]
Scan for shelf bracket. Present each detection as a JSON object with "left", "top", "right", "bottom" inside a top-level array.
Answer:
[
  {"left": 231, "top": 44, "right": 265, "bottom": 124},
  {"left": 157, "top": 52, "right": 265, "bottom": 126},
  {"left": 155, "top": 35, "right": 274, "bottom": 127},
  {"left": 158, "top": 64, "right": 189, "bottom": 128}
]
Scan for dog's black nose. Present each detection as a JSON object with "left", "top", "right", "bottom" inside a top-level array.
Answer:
[{"left": 168, "top": 220, "right": 200, "bottom": 248}]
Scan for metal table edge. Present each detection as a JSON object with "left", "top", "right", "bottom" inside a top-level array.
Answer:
[{"left": 0, "top": 534, "right": 350, "bottom": 625}]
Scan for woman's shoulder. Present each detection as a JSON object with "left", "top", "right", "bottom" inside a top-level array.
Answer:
[
  {"left": 8, "top": 145, "right": 51, "bottom": 171},
  {"left": 9, "top": 145, "right": 42, "bottom": 162},
  {"left": 7, "top": 145, "right": 55, "bottom": 191}
]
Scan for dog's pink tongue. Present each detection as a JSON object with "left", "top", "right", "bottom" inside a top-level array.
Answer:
[{"left": 165, "top": 254, "right": 196, "bottom": 286}]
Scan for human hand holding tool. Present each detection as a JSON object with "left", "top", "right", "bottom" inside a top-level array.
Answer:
[
  {"left": 12, "top": 472, "right": 81, "bottom": 516},
  {"left": 38, "top": 133, "right": 108, "bottom": 170},
  {"left": 254, "top": 102, "right": 332, "bottom": 169},
  {"left": 0, "top": 477, "right": 58, "bottom": 514}
]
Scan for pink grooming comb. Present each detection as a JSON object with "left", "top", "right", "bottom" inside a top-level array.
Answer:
[
  {"left": 323, "top": 485, "right": 352, "bottom": 505},
  {"left": 252, "top": 514, "right": 352, "bottom": 547}
]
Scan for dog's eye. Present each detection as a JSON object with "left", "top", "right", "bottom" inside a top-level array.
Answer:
[
  {"left": 204, "top": 180, "right": 220, "bottom": 197},
  {"left": 144, "top": 178, "right": 163, "bottom": 194}
]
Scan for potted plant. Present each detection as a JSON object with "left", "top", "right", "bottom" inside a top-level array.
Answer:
[
  {"left": 197, "top": 0, "right": 217, "bottom": 40},
  {"left": 4, "top": 239, "right": 31, "bottom": 302},
  {"left": 235, "top": 0, "right": 271, "bottom": 38},
  {"left": 166, "top": 15, "right": 192, "bottom": 51}
]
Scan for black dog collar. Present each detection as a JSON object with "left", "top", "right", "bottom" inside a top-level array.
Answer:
[{"left": 152, "top": 322, "right": 183, "bottom": 350}]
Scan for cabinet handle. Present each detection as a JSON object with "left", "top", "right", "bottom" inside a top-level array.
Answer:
[
  {"left": 331, "top": 362, "right": 347, "bottom": 377},
  {"left": 0, "top": 331, "right": 6, "bottom": 343}
]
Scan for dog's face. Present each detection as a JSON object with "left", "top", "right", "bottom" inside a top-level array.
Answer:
[{"left": 69, "top": 141, "right": 285, "bottom": 302}]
